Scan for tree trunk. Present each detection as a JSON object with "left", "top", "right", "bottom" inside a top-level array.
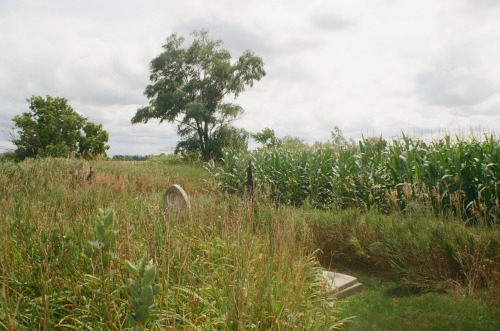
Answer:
[
  {"left": 203, "top": 150, "right": 211, "bottom": 162},
  {"left": 202, "top": 123, "right": 211, "bottom": 161},
  {"left": 196, "top": 121, "right": 210, "bottom": 162}
]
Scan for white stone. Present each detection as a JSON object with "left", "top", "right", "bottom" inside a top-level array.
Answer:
[
  {"left": 322, "top": 270, "right": 362, "bottom": 299},
  {"left": 163, "top": 184, "right": 190, "bottom": 220}
]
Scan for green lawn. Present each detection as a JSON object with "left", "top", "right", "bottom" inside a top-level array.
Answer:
[{"left": 337, "top": 278, "right": 500, "bottom": 331}]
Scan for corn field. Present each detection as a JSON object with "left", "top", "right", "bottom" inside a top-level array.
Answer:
[{"left": 211, "top": 134, "right": 500, "bottom": 224}]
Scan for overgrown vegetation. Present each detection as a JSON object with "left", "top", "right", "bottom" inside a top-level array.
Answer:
[
  {"left": 213, "top": 133, "right": 500, "bottom": 224},
  {"left": 0, "top": 158, "right": 341, "bottom": 330},
  {"left": 1, "top": 131, "right": 499, "bottom": 329},
  {"left": 211, "top": 133, "right": 500, "bottom": 307},
  {"left": 307, "top": 208, "right": 499, "bottom": 298}
]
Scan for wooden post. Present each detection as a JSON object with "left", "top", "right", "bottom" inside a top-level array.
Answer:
[{"left": 246, "top": 160, "right": 254, "bottom": 210}]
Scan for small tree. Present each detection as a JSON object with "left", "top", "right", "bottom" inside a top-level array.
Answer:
[
  {"left": 132, "top": 30, "right": 265, "bottom": 161},
  {"left": 210, "top": 126, "right": 249, "bottom": 158},
  {"left": 11, "top": 95, "right": 109, "bottom": 160},
  {"left": 281, "top": 136, "right": 308, "bottom": 151},
  {"left": 330, "top": 126, "right": 354, "bottom": 148},
  {"left": 252, "top": 128, "right": 280, "bottom": 148}
]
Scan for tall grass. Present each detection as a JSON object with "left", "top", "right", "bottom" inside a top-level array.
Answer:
[
  {"left": 0, "top": 158, "right": 343, "bottom": 329},
  {"left": 211, "top": 133, "right": 500, "bottom": 300},
  {"left": 213, "top": 133, "right": 500, "bottom": 224},
  {"left": 307, "top": 207, "right": 499, "bottom": 296}
]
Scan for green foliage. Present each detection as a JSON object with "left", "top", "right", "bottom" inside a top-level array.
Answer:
[
  {"left": 83, "top": 208, "right": 122, "bottom": 326},
  {"left": 280, "top": 135, "right": 308, "bottom": 151},
  {"left": 252, "top": 128, "right": 308, "bottom": 151},
  {"left": 213, "top": 133, "right": 500, "bottom": 224},
  {"left": 337, "top": 282, "right": 500, "bottom": 331},
  {"left": 0, "top": 151, "right": 15, "bottom": 162},
  {"left": 86, "top": 208, "right": 118, "bottom": 271},
  {"left": 2, "top": 158, "right": 496, "bottom": 329},
  {"left": 125, "top": 258, "right": 159, "bottom": 330},
  {"left": 132, "top": 29, "right": 265, "bottom": 161},
  {"left": 112, "top": 154, "right": 149, "bottom": 161},
  {"left": 11, "top": 95, "right": 109, "bottom": 160},
  {"left": 308, "top": 208, "right": 499, "bottom": 293},
  {"left": 0, "top": 158, "right": 342, "bottom": 329},
  {"left": 147, "top": 153, "right": 184, "bottom": 165},
  {"left": 79, "top": 121, "right": 110, "bottom": 158},
  {"left": 330, "top": 125, "right": 355, "bottom": 148},
  {"left": 211, "top": 126, "right": 249, "bottom": 159},
  {"left": 252, "top": 127, "right": 280, "bottom": 148},
  {"left": 175, "top": 125, "right": 249, "bottom": 161}
]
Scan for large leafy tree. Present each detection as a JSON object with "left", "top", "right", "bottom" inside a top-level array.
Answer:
[
  {"left": 12, "top": 95, "right": 109, "bottom": 160},
  {"left": 132, "top": 30, "right": 266, "bottom": 161}
]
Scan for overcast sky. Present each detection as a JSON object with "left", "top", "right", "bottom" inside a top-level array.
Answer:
[{"left": 1, "top": 0, "right": 499, "bottom": 156}]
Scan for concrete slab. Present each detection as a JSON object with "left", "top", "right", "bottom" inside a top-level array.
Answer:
[
  {"left": 322, "top": 270, "right": 362, "bottom": 299},
  {"left": 336, "top": 282, "right": 363, "bottom": 299}
]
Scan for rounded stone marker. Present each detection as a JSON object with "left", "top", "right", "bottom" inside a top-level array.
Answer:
[{"left": 163, "top": 184, "right": 190, "bottom": 220}]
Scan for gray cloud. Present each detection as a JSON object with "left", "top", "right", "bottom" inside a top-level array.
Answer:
[
  {"left": 416, "top": 41, "right": 498, "bottom": 110},
  {"left": 175, "top": 18, "right": 325, "bottom": 65},
  {"left": 311, "top": 13, "right": 356, "bottom": 31},
  {"left": 175, "top": 21, "right": 275, "bottom": 60},
  {"left": 417, "top": 66, "right": 495, "bottom": 108},
  {"left": 468, "top": 0, "right": 500, "bottom": 9}
]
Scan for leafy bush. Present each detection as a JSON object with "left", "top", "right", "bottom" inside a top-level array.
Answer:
[{"left": 11, "top": 95, "right": 109, "bottom": 160}]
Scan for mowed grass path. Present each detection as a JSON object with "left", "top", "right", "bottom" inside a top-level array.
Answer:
[
  {"left": 338, "top": 289, "right": 499, "bottom": 331},
  {"left": 336, "top": 273, "right": 500, "bottom": 331}
]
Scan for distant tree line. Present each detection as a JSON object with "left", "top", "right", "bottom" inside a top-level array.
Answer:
[{"left": 112, "top": 155, "right": 148, "bottom": 161}]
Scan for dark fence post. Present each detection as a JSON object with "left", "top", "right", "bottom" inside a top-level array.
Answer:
[{"left": 247, "top": 160, "right": 254, "bottom": 210}]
